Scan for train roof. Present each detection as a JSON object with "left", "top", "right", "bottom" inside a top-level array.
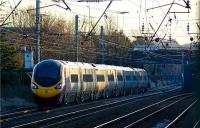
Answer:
[
  {"left": 123, "top": 67, "right": 134, "bottom": 71},
  {"left": 60, "top": 61, "right": 94, "bottom": 68},
  {"left": 43, "top": 59, "right": 146, "bottom": 72},
  {"left": 133, "top": 68, "right": 146, "bottom": 71}
]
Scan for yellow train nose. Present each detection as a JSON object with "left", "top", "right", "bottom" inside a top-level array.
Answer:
[
  {"left": 31, "top": 83, "right": 62, "bottom": 98},
  {"left": 32, "top": 89, "right": 60, "bottom": 98}
]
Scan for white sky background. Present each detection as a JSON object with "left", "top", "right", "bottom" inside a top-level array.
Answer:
[{"left": 4, "top": 0, "right": 200, "bottom": 45}]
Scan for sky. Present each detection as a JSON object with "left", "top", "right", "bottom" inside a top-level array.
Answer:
[{"left": 2, "top": 0, "right": 200, "bottom": 45}]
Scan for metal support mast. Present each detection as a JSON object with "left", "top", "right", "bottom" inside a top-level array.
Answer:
[
  {"left": 74, "top": 15, "right": 79, "bottom": 62},
  {"left": 100, "top": 26, "right": 104, "bottom": 64},
  {"left": 35, "top": 0, "right": 40, "bottom": 64},
  {"left": 182, "top": 52, "right": 185, "bottom": 87}
]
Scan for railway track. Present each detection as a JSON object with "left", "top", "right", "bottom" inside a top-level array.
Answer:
[
  {"left": 1, "top": 86, "right": 182, "bottom": 128},
  {"left": 94, "top": 93, "right": 194, "bottom": 128},
  {"left": 193, "top": 119, "right": 200, "bottom": 128},
  {"left": 0, "top": 107, "right": 37, "bottom": 121},
  {"left": 0, "top": 85, "right": 180, "bottom": 121},
  {"left": 165, "top": 99, "right": 198, "bottom": 128},
  {"left": 43, "top": 93, "right": 193, "bottom": 128},
  {"left": 160, "top": 95, "right": 199, "bottom": 128}
]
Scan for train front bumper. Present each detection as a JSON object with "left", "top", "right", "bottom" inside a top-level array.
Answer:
[{"left": 32, "top": 92, "right": 61, "bottom": 104}]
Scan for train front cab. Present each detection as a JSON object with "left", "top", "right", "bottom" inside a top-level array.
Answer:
[{"left": 31, "top": 60, "right": 66, "bottom": 104}]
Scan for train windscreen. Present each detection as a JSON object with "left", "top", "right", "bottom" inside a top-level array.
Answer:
[{"left": 34, "top": 60, "right": 61, "bottom": 87}]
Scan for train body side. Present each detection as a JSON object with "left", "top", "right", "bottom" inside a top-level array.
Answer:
[{"left": 31, "top": 59, "right": 149, "bottom": 104}]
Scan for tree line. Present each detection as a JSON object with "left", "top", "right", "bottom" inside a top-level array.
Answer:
[{"left": 0, "top": 5, "right": 136, "bottom": 70}]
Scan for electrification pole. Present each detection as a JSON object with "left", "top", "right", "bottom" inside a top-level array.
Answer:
[
  {"left": 74, "top": 15, "right": 78, "bottom": 62},
  {"left": 35, "top": 0, "right": 40, "bottom": 64},
  {"left": 100, "top": 26, "right": 104, "bottom": 64},
  {"left": 182, "top": 51, "right": 185, "bottom": 87},
  {"left": 87, "top": 6, "right": 91, "bottom": 31}
]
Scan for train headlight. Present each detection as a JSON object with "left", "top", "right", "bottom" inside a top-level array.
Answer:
[
  {"left": 31, "top": 84, "right": 38, "bottom": 90},
  {"left": 55, "top": 85, "right": 62, "bottom": 90}
]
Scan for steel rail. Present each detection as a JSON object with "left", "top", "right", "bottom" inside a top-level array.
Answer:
[
  {"left": 11, "top": 88, "right": 184, "bottom": 128},
  {"left": 193, "top": 119, "right": 200, "bottom": 128},
  {"left": 1, "top": 90, "right": 160, "bottom": 123},
  {"left": 0, "top": 87, "right": 180, "bottom": 122},
  {"left": 0, "top": 107, "right": 37, "bottom": 120},
  {"left": 94, "top": 93, "right": 192, "bottom": 128},
  {"left": 124, "top": 96, "right": 193, "bottom": 128},
  {"left": 38, "top": 97, "right": 150, "bottom": 128},
  {"left": 165, "top": 99, "right": 199, "bottom": 128},
  {"left": 42, "top": 93, "right": 190, "bottom": 128}
]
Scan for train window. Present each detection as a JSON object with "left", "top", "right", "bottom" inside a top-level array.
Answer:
[
  {"left": 83, "top": 74, "right": 93, "bottom": 82},
  {"left": 132, "top": 76, "right": 137, "bottom": 80},
  {"left": 97, "top": 75, "right": 105, "bottom": 82},
  {"left": 117, "top": 74, "right": 123, "bottom": 81},
  {"left": 126, "top": 75, "right": 131, "bottom": 81},
  {"left": 138, "top": 76, "right": 142, "bottom": 80},
  {"left": 34, "top": 61, "right": 61, "bottom": 87},
  {"left": 108, "top": 75, "right": 114, "bottom": 81},
  {"left": 71, "top": 74, "right": 78, "bottom": 83}
]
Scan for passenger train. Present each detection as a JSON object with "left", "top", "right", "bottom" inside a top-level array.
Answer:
[{"left": 31, "top": 59, "right": 149, "bottom": 104}]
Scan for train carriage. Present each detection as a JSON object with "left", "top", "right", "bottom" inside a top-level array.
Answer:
[{"left": 31, "top": 59, "right": 149, "bottom": 105}]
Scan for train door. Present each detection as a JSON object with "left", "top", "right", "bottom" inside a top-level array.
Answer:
[
  {"left": 104, "top": 68, "right": 108, "bottom": 98},
  {"left": 69, "top": 67, "right": 80, "bottom": 102},
  {"left": 125, "top": 71, "right": 132, "bottom": 95},
  {"left": 82, "top": 67, "right": 94, "bottom": 101},
  {"left": 91, "top": 67, "right": 96, "bottom": 100},
  {"left": 113, "top": 68, "right": 117, "bottom": 96},
  {"left": 106, "top": 69, "right": 114, "bottom": 98},
  {"left": 138, "top": 71, "right": 143, "bottom": 92},
  {"left": 130, "top": 71, "right": 135, "bottom": 94},
  {"left": 141, "top": 71, "right": 146, "bottom": 91},
  {"left": 95, "top": 68, "right": 106, "bottom": 99},
  {"left": 80, "top": 67, "right": 86, "bottom": 101},
  {"left": 134, "top": 71, "right": 140, "bottom": 93},
  {"left": 76, "top": 66, "right": 83, "bottom": 103},
  {"left": 94, "top": 68, "right": 98, "bottom": 99},
  {"left": 63, "top": 66, "right": 72, "bottom": 103},
  {"left": 117, "top": 70, "right": 124, "bottom": 96},
  {"left": 123, "top": 70, "right": 128, "bottom": 95},
  {"left": 132, "top": 70, "right": 137, "bottom": 94}
]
